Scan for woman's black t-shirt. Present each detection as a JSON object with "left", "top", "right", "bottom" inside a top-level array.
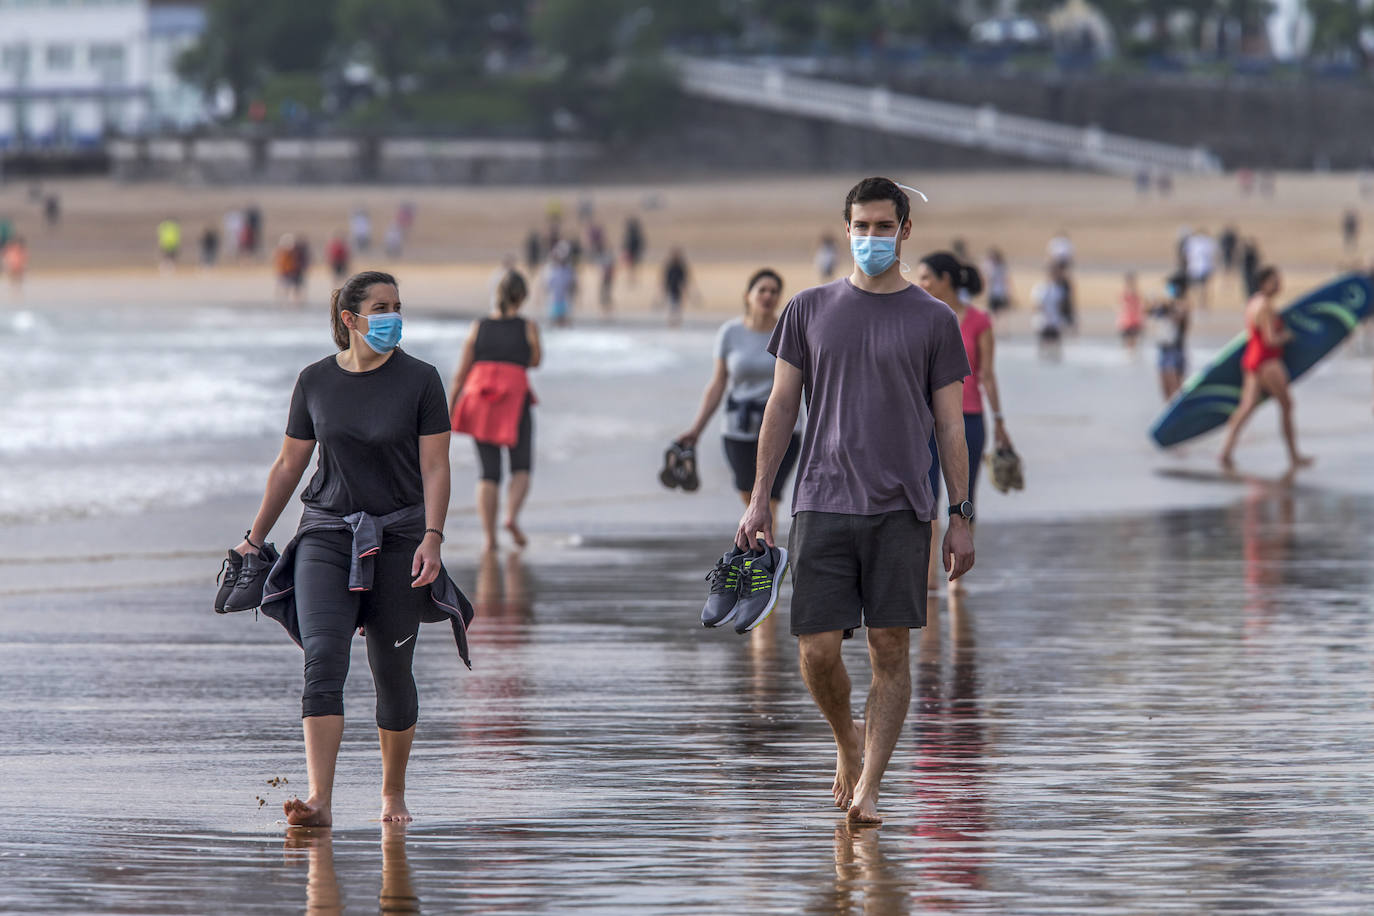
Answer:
[{"left": 286, "top": 349, "right": 450, "bottom": 516}]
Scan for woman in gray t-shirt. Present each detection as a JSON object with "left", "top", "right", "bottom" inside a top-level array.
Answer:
[{"left": 679, "top": 268, "right": 803, "bottom": 513}]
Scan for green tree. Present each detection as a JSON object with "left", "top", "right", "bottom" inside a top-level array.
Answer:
[
  {"left": 336, "top": 0, "right": 444, "bottom": 100},
  {"left": 1306, "top": 0, "right": 1371, "bottom": 65},
  {"left": 176, "top": 0, "right": 339, "bottom": 116}
]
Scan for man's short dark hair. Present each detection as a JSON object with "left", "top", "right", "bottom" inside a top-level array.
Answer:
[{"left": 844, "top": 177, "right": 910, "bottom": 227}]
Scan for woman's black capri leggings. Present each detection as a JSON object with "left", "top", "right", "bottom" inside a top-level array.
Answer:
[
  {"left": 723, "top": 433, "right": 802, "bottom": 501},
  {"left": 475, "top": 403, "right": 533, "bottom": 483},
  {"left": 293, "top": 529, "right": 431, "bottom": 731}
]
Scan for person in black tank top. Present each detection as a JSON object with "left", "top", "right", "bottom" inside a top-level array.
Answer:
[{"left": 450, "top": 270, "right": 542, "bottom": 551}]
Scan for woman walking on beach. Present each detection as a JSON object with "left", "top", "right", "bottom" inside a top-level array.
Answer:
[
  {"left": 678, "top": 268, "right": 802, "bottom": 515},
  {"left": 916, "top": 252, "right": 1014, "bottom": 590},
  {"left": 227, "top": 270, "right": 467, "bottom": 827},
  {"left": 450, "top": 270, "right": 542, "bottom": 552},
  {"left": 1218, "top": 266, "right": 1314, "bottom": 473},
  {"left": 1152, "top": 274, "right": 1190, "bottom": 401}
]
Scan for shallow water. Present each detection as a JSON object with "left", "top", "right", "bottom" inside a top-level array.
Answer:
[{"left": 2, "top": 486, "right": 1373, "bottom": 913}]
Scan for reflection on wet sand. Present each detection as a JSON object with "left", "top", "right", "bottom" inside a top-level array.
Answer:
[
  {"left": 912, "top": 589, "right": 988, "bottom": 907},
  {"left": 826, "top": 825, "right": 909, "bottom": 916},
  {"left": 284, "top": 828, "right": 341, "bottom": 914},
  {"left": 285, "top": 824, "right": 419, "bottom": 915},
  {"left": 379, "top": 824, "right": 420, "bottom": 914}
]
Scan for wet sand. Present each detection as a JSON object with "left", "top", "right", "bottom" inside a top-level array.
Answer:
[
  {"left": 3, "top": 496, "right": 1374, "bottom": 912},
  {"left": 4, "top": 171, "right": 1374, "bottom": 911}
]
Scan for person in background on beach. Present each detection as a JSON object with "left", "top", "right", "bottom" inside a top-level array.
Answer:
[
  {"left": 663, "top": 248, "right": 692, "bottom": 327},
  {"left": 325, "top": 231, "right": 350, "bottom": 283},
  {"left": 157, "top": 217, "right": 181, "bottom": 273},
  {"left": 43, "top": 193, "right": 59, "bottom": 228},
  {"left": 1241, "top": 238, "right": 1262, "bottom": 297},
  {"left": 450, "top": 270, "right": 542, "bottom": 552},
  {"left": 223, "top": 209, "right": 243, "bottom": 261},
  {"left": 1184, "top": 229, "right": 1217, "bottom": 310},
  {"left": 1118, "top": 271, "right": 1145, "bottom": 351},
  {"left": 351, "top": 207, "right": 372, "bottom": 254},
  {"left": 200, "top": 225, "right": 219, "bottom": 268},
  {"left": 815, "top": 233, "right": 837, "bottom": 282},
  {"left": 3, "top": 235, "right": 28, "bottom": 295},
  {"left": 384, "top": 222, "right": 404, "bottom": 260},
  {"left": 1135, "top": 169, "right": 1151, "bottom": 195},
  {"left": 1342, "top": 209, "right": 1359, "bottom": 255},
  {"left": 276, "top": 234, "right": 303, "bottom": 306},
  {"left": 622, "top": 216, "right": 644, "bottom": 287},
  {"left": 1218, "top": 266, "right": 1313, "bottom": 473},
  {"left": 1151, "top": 274, "right": 1190, "bottom": 401},
  {"left": 524, "top": 229, "right": 542, "bottom": 271},
  {"left": 736, "top": 177, "right": 975, "bottom": 826},
  {"left": 916, "top": 252, "right": 1012, "bottom": 592},
  {"left": 244, "top": 204, "right": 262, "bottom": 257},
  {"left": 982, "top": 248, "right": 1011, "bottom": 318},
  {"left": 1047, "top": 229, "right": 1073, "bottom": 270},
  {"left": 679, "top": 268, "right": 802, "bottom": 516},
  {"left": 541, "top": 241, "right": 576, "bottom": 327},
  {"left": 294, "top": 235, "right": 312, "bottom": 300},
  {"left": 230, "top": 270, "right": 463, "bottom": 827},
  {"left": 587, "top": 221, "right": 616, "bottom": 315},
  {"left": 1219, "top": 225, "right": 1239, "bottom": 274},
  {"left": 1032, "top": 261, "right": 1068, "bottom": 361}
]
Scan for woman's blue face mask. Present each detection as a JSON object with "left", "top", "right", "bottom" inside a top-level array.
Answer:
[{"left": 352, "top": 311, "right": 402, "bottom": 354}]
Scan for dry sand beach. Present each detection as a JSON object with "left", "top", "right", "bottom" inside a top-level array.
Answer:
[{"left": 2, "top": 171, "right": 1374, "bottom": 912}]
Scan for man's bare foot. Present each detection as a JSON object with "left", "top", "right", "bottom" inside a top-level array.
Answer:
[
  {"left": 380, "top": 794, "right": 412, "bottom": 823},
  {"left": 1290, "top": 454, "right": 1315, "bottom": 470},
  {"left": 846, "top": 785, "right": 883, "bottom": 826},
  {"left": 833, "top": 720, "right": 864, "bottom": 809},
  {"left": 284, "top": 796, "right": 332, "bottom": 827},
  {"left": 504, "top": 519, "right": 528, "bottom": 549}
]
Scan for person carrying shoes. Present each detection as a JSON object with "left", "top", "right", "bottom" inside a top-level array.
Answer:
[
  {"left": 735, "top": 177, "right": 976, "bottom": 827},
  {"left": 223, "top": 269, "right": 472, "bottom": 829}
]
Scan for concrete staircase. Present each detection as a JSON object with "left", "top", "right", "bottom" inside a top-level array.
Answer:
[{"left": 675, "top": 56, "right": 1222, "bottom": 175}]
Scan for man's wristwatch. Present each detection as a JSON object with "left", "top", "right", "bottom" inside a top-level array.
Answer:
[{"left": 948, "top": 500, "right": 974, "bottom": 521}]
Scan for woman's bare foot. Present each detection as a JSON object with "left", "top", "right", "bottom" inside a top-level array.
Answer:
[
  {"left": 1219, "top": 453, "right": 1236, "bottom": 473},
  {"left": 846, "top": 788, "right": 883, "bottom": 827},
  {"left": 833, "top": 720, "right": 865, "bottom": 809},
  {"left": 284, "top": 796, "right": 332, "bottom": 827},
  {"left": 482, "top": 538, "right": 498, "bottom": 554},
  {"left": 1290, "top": 454, "right": 1315, "bottom": 470},
  {"left": 504, "top": 519, "right": 528, "bottom": 549},
  {"left": 380, "top": 793, "right": 412, "bottom": 823}
]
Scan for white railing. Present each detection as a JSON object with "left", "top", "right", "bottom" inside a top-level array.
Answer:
[{"left": 675, "top": 56, "right": 1222, "bottom": 175}]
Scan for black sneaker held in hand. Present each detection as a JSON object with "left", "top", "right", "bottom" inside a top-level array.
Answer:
[
  {"left": 213, "top": 550, "right": 243, "bottom": 614},
  {"left": 221, "top": 542, "right": 280, "bottom": 613}
]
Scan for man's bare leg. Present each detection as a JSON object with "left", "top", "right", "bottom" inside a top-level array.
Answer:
[
  {"left": 284, "top": 715, "right": 343, "bottom": 827},
  {"left": 848, "top": 627, "right": 912, "bottom": 826},
  {"left": 379, "top": 725, "right": 415, "bottom": 823},
  {"left": 800, "top": 630, "right": 865, "bottom": 809}
]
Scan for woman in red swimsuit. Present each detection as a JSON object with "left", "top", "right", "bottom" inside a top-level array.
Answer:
[{"left": 1219, "top": 266, "right": 1313, "bottom": 472}]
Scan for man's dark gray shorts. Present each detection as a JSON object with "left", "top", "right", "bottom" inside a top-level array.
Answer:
[{"left": 787, "top": 510, "right": 931, "bottom": 636}]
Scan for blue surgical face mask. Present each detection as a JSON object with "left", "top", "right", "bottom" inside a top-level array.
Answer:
[
  {"left": 354, "top": 311, "right": 402, "bottom": 354},
  {"left": 850, "top": 228, "right": 902, "bottom": 277}
]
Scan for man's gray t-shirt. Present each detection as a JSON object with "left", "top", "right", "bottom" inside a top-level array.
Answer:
[
  {"left": 714, "top": 317, "right": 804, "bottom": 440},
  {"left": 768, "top": 278, "right": 970, "bottom": 520}
]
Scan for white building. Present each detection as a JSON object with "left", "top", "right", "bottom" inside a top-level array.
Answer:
[{"left": 0, "top": 0, "right": 207, "bottom": 148}]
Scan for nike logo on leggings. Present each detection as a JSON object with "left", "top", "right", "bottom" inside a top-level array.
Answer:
[{"left": 393, "top": 634, "right": 414, "bottom": 648}]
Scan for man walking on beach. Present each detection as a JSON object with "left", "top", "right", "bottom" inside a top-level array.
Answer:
[{"left": 736, "top": 177, "right": 975, "bottom": 825}]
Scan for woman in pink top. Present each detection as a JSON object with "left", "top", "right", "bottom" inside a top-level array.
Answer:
[{"left": 916, "top": 252, "right": 1015, "bottom": 586}]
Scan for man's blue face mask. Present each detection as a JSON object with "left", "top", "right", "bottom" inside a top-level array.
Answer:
[
  {"left": 353, "top": 311, "right": 403, "bottom": 354},
  {"left": 850, "top": 228, "right": 903, "bottom": 277}
]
